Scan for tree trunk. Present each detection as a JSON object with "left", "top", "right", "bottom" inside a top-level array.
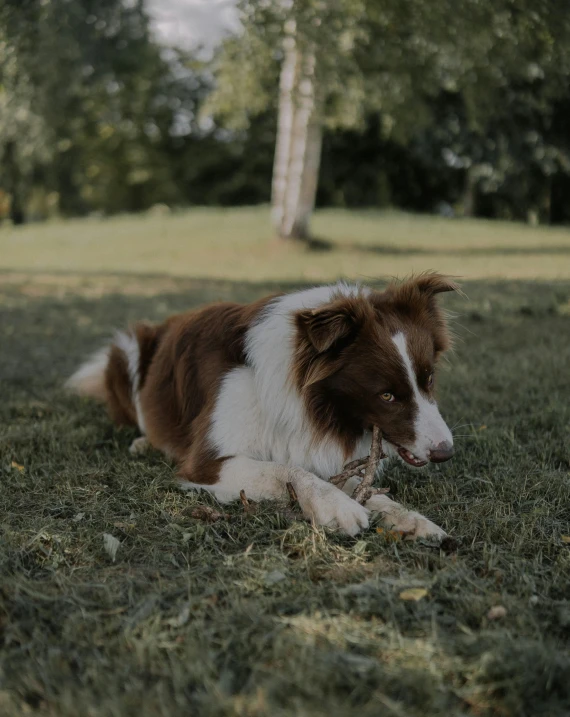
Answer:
[
  {"left": 271, "top": 22, "right": 322, "bottom": 241},
  {"left": 291, "top": 119, "right": 322, "bottom": 239},
  {"left": 462, "top": 165, "right": 477, "bottom": 218},
  {"left": 540, "top": 175, "right": 552, "bottom": 225},
  {"left": 271, "top": 20, "right": 298, "bottom": 237},
  {"left": 4, "top": 141, "right": 25, "bottom": 225}
]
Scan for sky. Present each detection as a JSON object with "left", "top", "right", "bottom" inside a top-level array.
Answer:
[{"left": 146, "top": 0, "right": 240, "bottom": 52}]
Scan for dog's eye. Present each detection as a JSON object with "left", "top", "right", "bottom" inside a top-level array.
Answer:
[
  {"left": 380, "top": 392, "right": 395, "bottom": 402},
  {"left": 427, "top": 373, "right": 434, "bottom": 388}
]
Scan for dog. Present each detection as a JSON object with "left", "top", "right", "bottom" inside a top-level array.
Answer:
[{"left": 67, "top": 272, "right": 458, "bottom": 540}]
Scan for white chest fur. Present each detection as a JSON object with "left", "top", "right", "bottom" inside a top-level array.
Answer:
[
  {"left": 208, "top": 284, "right": 373, "bottom": 479},
  {"left": 209, "top": 365, "right": 373, "bottom": 478}
]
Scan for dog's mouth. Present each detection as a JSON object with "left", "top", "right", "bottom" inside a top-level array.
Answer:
[
  {"left": 396, "top": 446, "right": 428, "bottom": 468},
  {"left": 382, "top": 434, "right": 428, "bottom": 468}
]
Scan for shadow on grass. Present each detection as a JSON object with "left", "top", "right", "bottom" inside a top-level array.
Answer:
[{"left": 312, "top": 241, "right": 570, "bottom": 256}]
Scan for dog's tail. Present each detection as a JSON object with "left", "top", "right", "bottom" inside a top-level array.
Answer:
[{"left": 66, "top": 322, "right": 160, "bottom": 429}]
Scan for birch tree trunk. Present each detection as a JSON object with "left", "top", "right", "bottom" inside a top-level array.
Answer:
[
  {"left": 271, "top": 21, "right": 322, "bottom": 241},
  {"left": 271, "top": 20, "right": 298, "bottom": 237}
]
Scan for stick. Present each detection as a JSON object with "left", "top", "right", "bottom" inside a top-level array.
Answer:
[
  {"left": 366, "top": 486, "right": 390, "bottom": 497},
  {"left": 286, "top": 481, "right": 298, "bottom": 504},
  {"left": 352, "top": 426, "right": 383, "bottom": 504},
  {"left": 329, "top": 458, "right": 367, "bottom": 487},
  {"left": 240, "top": 489, "right": 252, "bottom": 512},
  {"left": 328, "top": 426, "right": 386, "bottom": 503},
  {"left": 190, "top": 506, "right": 230, "bottom": 523},
  {"left": 341, "top": 457, "right": 369, "bottom": 473}
]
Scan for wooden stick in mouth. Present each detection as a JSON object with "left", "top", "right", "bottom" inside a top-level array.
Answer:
[{"left": 329, "top": 426, "right": 387, "bottom": 504}]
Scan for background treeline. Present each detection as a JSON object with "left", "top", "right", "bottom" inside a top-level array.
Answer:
[{"left": 1, "top": 0, "right": 570, "bottom": 228}]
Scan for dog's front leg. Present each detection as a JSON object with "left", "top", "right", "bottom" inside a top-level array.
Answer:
[
  {"left": 341, "top": 476, "right": 446, "bottom": 542},
  {"left": 179, "top": 455, "right": 369, "bottom": 536}
]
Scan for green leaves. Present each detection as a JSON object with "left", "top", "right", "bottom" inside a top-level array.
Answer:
[{"left": 0, "top": 0, "right": 207, "bottom": 218}]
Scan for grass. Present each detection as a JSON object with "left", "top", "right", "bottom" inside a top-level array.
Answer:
[
  {"left": 1, "top": 258, "right": 570, "bottom": 716},
  {"left": 1, "top": 206, "right": 570, "bottom": 281}
]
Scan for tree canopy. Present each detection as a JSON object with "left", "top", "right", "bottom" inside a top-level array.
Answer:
[{"left": 1, "top": 0, "right": 570, "bottom": 225}]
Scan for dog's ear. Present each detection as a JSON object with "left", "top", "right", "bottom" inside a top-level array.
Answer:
[
  {"left": 297, "top": 298, "right": 364, "bottom": 354},
  {"left": 412, "top": 272, "right": 460, "bottom": 297},
  {"left": 378, "top": 272, "right": 460, "bottom": 310},
  {"left": 387, "top": 272, "right": 460, "bottom": 302}
]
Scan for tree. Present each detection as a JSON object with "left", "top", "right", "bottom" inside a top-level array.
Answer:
[
  {"left": 208, "top": 0, "right": 373, "bottom": 240},
  {"left": 0, "top": 1, "right": 52, "bottom": 223},
  {"left": 271, "top": 17, "right": 321, "bottom": 241},
  {"left": 208, "top": 0, "right": 570, "bottom": 238},
  {"left": 2, "top": 0, "right": 570, "bottom": 226},
  {"left": 0, "top": 0, "right": 207, "bottom": 220}
]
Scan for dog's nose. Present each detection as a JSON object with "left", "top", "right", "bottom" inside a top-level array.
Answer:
[{"left": 429, "top": 441, "right": 454, "bottom": 463}]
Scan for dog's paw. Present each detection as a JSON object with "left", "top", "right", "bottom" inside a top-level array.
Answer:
[
  {"left": 303, "top": 481, "right": 369, "bottom": 536},
  {"left": 129, "top": 436, "right": 150, "bottom": 456},
  {"left": 366, "top": 493, "right": 446, "bottom": 543},
  {"left": 397, "top": 511, "right": 447, "bottom": 542}
]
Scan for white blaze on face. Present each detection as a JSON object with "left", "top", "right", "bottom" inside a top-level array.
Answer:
[{"left": 392, "top": 332, "right": 453, "bottom": 462}]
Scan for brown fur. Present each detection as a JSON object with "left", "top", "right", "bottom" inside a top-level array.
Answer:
[
  {"left": 102, "top": 297, "right": 275, "bottom": 483},
  {"left": 105, "top": 345, "right": 138, "bottom": 426},
  {"left": 134, "top": 322, "right": 166, "bottom": 391}
]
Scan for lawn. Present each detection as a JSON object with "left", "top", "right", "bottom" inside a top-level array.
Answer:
[
  {"left": 1, "top": 210, "right": 570, "bottom": 716},
  {"left": 1, "top": 206, "right": 570, "bottom": 281}
]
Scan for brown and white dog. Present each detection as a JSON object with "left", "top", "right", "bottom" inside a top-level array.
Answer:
[{"left": 67, "top": 273, "right": 458, "bottom": 540}]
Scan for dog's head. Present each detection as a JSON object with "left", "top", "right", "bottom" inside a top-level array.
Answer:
[{"left": 294, "top": 273, "right": 459, "bottom": 466}]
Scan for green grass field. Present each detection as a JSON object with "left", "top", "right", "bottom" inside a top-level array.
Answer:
[
  {"left": 1, "top": 209, "right": 570, "bottom": 716},
  {"left": 2, "top": 206, "right": 570, "bottom": 281}
]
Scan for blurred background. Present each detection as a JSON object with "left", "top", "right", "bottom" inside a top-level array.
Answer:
[{"left": 1, "top": 0, "right": 570, "bottom": 281}]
